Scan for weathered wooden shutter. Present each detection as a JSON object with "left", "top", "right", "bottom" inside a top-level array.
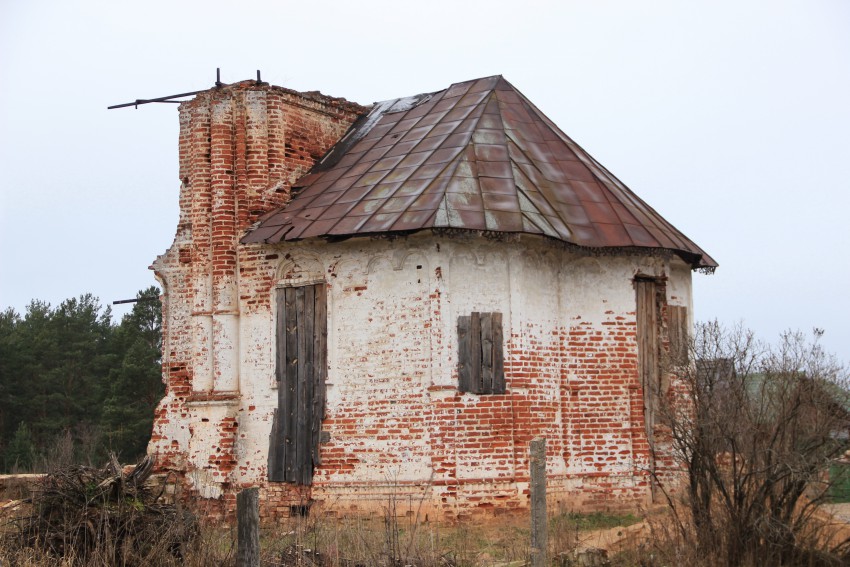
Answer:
[
  {"left": 667, "top": 305, "right": 689, "bottom": 366},
  {"left": 635, "top": 279, "right": 659, "bottom": 447},
  {"left": 458, "top": 312, "right": 505, "bottom": 394},
  {"left": 268, "top": 284, "right": 327, "bottom": 485}
]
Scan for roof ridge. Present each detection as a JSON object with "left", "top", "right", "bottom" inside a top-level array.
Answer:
[
  {"left": 506, "top": 81, "right": 716, "bottom": 266},
  {"left": 352, "top": 82, "right": 496, "bottom": 233}
]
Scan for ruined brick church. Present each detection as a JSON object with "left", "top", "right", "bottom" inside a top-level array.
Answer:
[{"left": 146, "top": 75, "right": 716, "bottom": 520}]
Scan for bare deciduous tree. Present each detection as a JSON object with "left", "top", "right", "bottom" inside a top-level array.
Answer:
[{"left": 657, "top": 323, "right": 850, "bottom": 566}]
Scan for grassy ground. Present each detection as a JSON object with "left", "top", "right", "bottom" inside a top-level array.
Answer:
[
  {"left": 1, "top": 504, "right": 643, "bottom": 566},
  {"left": 5, "top": 503, "right": 850, "bottom": 566}
]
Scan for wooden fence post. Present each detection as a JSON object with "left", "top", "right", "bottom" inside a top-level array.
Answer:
[
  {"left": 237, "top": 487, "right": 260, "bottom": 567},
  {"left": 530, "top": 436, "right": 548, "bottom": 567}
]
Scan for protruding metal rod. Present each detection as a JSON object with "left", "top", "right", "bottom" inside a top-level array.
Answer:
[
  {"left": 113, "top": 297, "right": 159, "bottom": 305},
  {"left": 256, "top": 70, "right": 262, "bottom": 83},
  {"left": 108, "top": 89, "right": 210, "bottom": 109},
  {"left": 108, "top": 68, "right": 230, "bottom": 110}
]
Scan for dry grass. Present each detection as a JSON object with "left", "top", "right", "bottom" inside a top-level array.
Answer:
[
  {"left": 6, "top": 489, "right": 850, "bottom": 566},
  {"left": 2, "top": 492, "right": 644, "bottom": 567},
  {"left": 11, "top": 468, "right": 848, "bottom": 567}
]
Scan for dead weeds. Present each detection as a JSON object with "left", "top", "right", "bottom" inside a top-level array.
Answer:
[{"left": 1, "top": 455, "right": 199, "bottom": 566}]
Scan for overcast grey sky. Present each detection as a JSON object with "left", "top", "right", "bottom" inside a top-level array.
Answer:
[{"left": 1, "top": 0, "right": 848, "bottom": 361}]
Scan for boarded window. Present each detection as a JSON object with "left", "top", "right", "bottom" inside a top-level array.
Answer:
[
  {"left": 458, "top": 312, "right": 505, "bottom": 394},
  {"left": 268, "top": 284, "right": 327, "bottom": 485},
  {"left": 668, "top": 305, "right": 689, "bottom": 366}
]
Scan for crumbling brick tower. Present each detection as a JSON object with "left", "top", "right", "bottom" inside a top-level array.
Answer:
[{"left": 149, "top": 80, "right": 365, "bottom": 516}]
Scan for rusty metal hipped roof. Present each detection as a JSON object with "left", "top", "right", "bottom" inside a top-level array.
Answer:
[{"left": 243, "top": 76, "right": 717, "bottom": 270}]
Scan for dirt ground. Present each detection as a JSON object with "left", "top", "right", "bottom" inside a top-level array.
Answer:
[{"left": 562, "top": 503, "right": 850, "bottom": 563}]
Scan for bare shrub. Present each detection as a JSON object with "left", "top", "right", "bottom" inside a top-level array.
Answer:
[
  {"left": 34, "top": 430, "right": 75, "bottom": 473},
  {"left": 3, "top": 455, "right": 198, "bottom": 566},
  {"left": 656, "top": 323, "right": 850, "bottom": 566}
]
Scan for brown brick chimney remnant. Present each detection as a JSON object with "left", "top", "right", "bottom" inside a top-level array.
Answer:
[
  {"left": 170, "top": 81, "right": 365, "bottom": 393},
  {"left": 148, "top": 82, "right": 365, "bottom": 487},
  {"left": 177, "top": 81, "right": 366, "bottom": 249}
]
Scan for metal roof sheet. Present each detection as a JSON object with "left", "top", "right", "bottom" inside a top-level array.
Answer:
[{"left": 243, "top": 76, "right": 717, "bottom": 269}]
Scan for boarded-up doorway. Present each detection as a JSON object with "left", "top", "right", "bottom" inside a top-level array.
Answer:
[
  {"left": 268, "top": 284, "right": 327, "bottom": 485},
  {"left": 635, "top": 278, "right": 660, "bottom": 444},
  {"left": 635, "top": 277, "right": 661, "bottom": 501}
]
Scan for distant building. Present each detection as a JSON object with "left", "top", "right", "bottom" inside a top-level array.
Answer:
[{"left": 147, "top": 75, "right": 716, "bottom": 520}]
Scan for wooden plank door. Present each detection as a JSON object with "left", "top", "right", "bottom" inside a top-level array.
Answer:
[
  {"left": 635, "top": 279, "right": 659, "bottom": 451},
  {"left": 268, "top": 284, "right": 327, "bottom": 485}
]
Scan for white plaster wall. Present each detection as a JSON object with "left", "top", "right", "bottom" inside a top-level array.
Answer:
[
  {"left": 667, "top": 258, "right": 694, "bottom": 310},
  {"left": 199, "top": 234, "right": 694, "bottom": 494}
]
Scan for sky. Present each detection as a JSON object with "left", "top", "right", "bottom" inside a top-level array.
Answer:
[{"left": 1, "top": 0, "right": 848, "bottom": 362}]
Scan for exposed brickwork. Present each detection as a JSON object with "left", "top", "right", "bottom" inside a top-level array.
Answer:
[
  {"left": 148, "top": 80, "right": 693, "bottom": 522},
  {"left": 150, "top": 81, "right": 366, "bottom": 514}
]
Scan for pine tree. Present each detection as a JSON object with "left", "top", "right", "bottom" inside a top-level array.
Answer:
[
  {"left": 101, "top": 287, "right": 163, "bottom": 460},
  {"left": 5, "top": 422, "right": 35, "bottom": 472},
  {"left": 0, "top": 307, "right": 22, "bottom": 444},
  {"left": 0, "top": 289, "right": 163, "bottom": 470},
  {"left": 23, "top": 295, "right": 116, "bottom": 450}
]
